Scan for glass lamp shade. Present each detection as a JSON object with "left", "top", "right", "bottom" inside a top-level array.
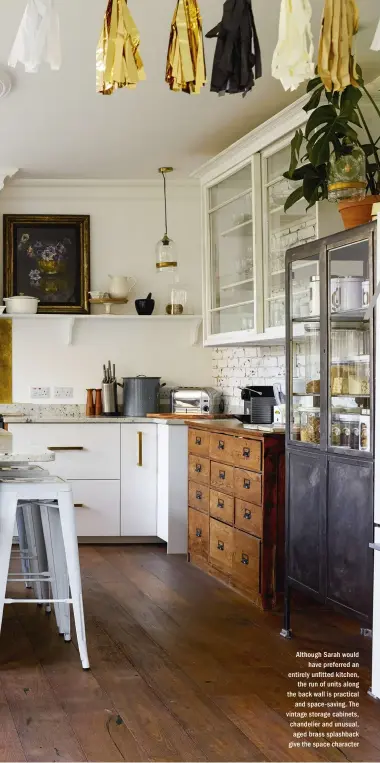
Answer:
[
  {"left": 155, "top": 234, "right": 178, "bottom": 272},
  {"left": 328, "top": 144, "right": 367, "bottom": 202}
]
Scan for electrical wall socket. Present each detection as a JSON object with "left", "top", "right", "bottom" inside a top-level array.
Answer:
[
  {"left": 54, "top": 387, "right": 74, "bottom": 399},
  {"left": 31, "top": 386, "right": 50, "bottom": 399}
]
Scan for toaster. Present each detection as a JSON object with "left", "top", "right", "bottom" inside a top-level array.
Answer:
[{"left": 171, "top": 387, "right": 224, "bottom": 415}]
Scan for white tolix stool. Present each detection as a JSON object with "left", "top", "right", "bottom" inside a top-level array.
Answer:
[{"left": 0, "top": 475, "right": 89, "bottom": 669}]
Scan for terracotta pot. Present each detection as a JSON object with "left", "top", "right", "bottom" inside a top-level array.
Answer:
[{"left": 338, "top": 194, "right": 380, "bottom": 230}]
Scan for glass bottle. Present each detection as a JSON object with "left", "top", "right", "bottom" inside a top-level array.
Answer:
[{"left": 328, "top": 142, "right": 367, "bottom": 202}]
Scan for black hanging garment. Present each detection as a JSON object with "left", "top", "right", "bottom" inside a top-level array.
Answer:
[{"left": 206, "top": 0, "right": 262, "bottom": 96}]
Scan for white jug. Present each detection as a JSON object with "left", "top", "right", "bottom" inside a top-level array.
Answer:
[{"left": 108, "top": 275, "right": 136, "bottom": 299}]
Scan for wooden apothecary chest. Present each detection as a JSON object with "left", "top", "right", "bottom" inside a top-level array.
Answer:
[{"left": 187, "top": 421, "right": 285, "bottom": 609}]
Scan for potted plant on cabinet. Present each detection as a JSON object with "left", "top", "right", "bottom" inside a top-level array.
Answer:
[{"left": 284, "top": 69, "right": 380, "bottom": 229}]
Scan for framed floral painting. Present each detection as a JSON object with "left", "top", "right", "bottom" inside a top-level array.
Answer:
[{"left": 3, "top": 215, "right": 90, "bottom": 313}]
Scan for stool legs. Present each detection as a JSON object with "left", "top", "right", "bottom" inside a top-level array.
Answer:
[
  {"left": 15, "top": 506, "right": 33, "bottom": 588},
  {"left": 57, "top": 492, "right": 89, "bottom": 669},
  {"left": 22, "top": 503, "right": 51, "bottom": 609},
  {"left": 0, "top": 494, "right": 18, "bottom": 635},
  {"left": 40, "top": 504, "right": 71, "bottom": 641}
]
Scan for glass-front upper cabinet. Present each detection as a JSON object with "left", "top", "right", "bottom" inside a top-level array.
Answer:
[
  {"left": 261, "top": 138, "right": 317, "bottom": 333},
  {"left": 207, "top": 163, "right": 257, "bottom": 339}
]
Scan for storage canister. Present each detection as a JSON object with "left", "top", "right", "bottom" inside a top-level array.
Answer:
[
  {"left": 331, "top": 415, "right": 341, "bottom": 447},
  {"left": 300, "top": 407, "right": 320, "bottom": 444},
  {"left": 360, "top": 409, "right": 370, "bottom": 452}
]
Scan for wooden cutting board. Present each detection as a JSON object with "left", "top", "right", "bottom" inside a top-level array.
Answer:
[{"left": 146, "top": 413, "right": 235, "bottom": 419}]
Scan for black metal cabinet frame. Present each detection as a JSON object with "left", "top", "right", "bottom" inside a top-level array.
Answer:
[{"left": 282, "top": 222, "right": 376, "bottom": 638}]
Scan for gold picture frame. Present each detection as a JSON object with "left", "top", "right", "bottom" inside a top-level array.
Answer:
[{"left": 3, "top": 214, "right": 90, "bottom": 314}]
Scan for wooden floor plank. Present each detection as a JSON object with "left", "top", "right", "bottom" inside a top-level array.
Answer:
[
  {"left": 0, "top": 683, "right": 26, "bottom": 763},
  {"left": 1, "top": 544, "right": 380, "bottom": 763},
  {"left": 13, "top": 603, "right": 146, "bottom": 763},
  {"left": 81, "top": 572, "right": 266, "bottom": 762},
  {"left": 0, "top": 612, "right": 86, "bottom": 763}
]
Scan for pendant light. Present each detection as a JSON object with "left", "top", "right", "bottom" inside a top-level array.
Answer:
[{"left": 156, "top": 167, "right": 178, "bottom": 272}]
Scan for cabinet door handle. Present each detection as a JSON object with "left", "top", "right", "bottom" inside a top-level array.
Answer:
[
  {"left": 244, "top": 509, "right": 252, "bottom": 520},
  {"left": 137, "top": 431, "right": 143, "bottom": 467},
  {"left": 217, "top": 540, "right": 224, "bottom": 551},
  {"left": 196, "top": 490, "right": 202, "bottom": 500},
  {"left": 218, "top": 440, "right": 225, "bottom": 450},
  {"left": 74, "top": 503, "right": 84, "bottom": 508},
  {"left": 195, "top": 463, "right": 202, "bottom": 473},
  {"left": 217, "top": 498, "right": 224, "bottom": 508},
  {"left": 219, "top": 470, "right": 225, "bottom": 480},
  {"left": 196, "top": 528, "right": 202, "bottom": 537},
  {"left": 195, "top": 436, "right": 202, "bottom": 445},
  {"left": 47, "top": 446, "right": 84, "bottom": 451},
  {"left": 243, "top": 478, "right": 251, "bottom": 489},
  {"left": 243, "top": 447, "right": 250, "bottom": 458},
  {"left": 241, "top": 553, "right": 249, "bottom": 565}
]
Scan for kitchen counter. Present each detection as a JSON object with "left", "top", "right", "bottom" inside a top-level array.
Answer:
[
  {"left": 187, "top": 419, "right": 285, "bottom": 438},
  {"left": 4, "top": 415, "right": 189, "bottom": 425}
]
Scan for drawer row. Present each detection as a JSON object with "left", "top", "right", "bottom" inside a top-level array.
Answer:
[
  {"left": 189, "top": 454, "right": 262, "bottom": 505},
  {"left": 189, "top": 480, "right": 262, "bottom": 537},
  {"left": 188, "top": 508, "right": 260, "bottom": 595},
  {"left": 189, "top": 429, "right": 262, "bottom": 472}
]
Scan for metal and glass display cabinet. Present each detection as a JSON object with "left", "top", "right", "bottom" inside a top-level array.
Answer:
[{"left": 283, "top": 222, "right": 376, "bottom": 637}]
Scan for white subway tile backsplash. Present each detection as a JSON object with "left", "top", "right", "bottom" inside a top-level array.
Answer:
[{"left": 212, "top": 343, "right": 305, "bottom": 412}]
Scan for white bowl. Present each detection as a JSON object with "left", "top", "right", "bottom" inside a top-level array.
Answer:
[
  {"left": 89, "top": 291, "right": 106, "bottom": 299},
  {"left": 4, "top": 296, "right": 39, "bottom": 314},
  {"left": 0, "top": 306, "right": 5, "bottom": 314}
]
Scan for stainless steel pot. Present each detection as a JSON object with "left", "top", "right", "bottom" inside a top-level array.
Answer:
[{"left": 122, "top": 375, "right": 164, "bottom": 417}]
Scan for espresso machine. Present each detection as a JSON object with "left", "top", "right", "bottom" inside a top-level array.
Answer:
[{"left": 240, "top": 384, "right": 283, "bottom": 425}]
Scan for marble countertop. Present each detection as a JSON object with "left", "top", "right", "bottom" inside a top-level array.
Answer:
[
  {"left": 4, "top": 415, "right": 188, "bottom": 425},
  {"left": 0, "top": 451, "right": 54, "bottom": 462}
]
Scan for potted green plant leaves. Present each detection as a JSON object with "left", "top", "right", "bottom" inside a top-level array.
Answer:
[{"left": 284, "top": 68, "right": 380, "bottom": 229}]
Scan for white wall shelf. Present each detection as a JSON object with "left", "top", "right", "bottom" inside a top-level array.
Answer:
[{"left": 0, "top": 314, "right": 203, "bottom": 346}]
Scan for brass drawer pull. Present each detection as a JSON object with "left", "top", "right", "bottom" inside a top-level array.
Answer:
[
  {"left": 195, "top": 436, "right": 202, "bottom": 445},
  {"left": 74, "top": 503, "right": 84, "bottom": 508},
  {"left": 217, "top": 540, "right": 224, "bottom": 551},
  {"left": 47, "top": 446, "right": 84, "bottom": 451},
  {"left": 243, "top": 478, "right": 251, "bottom": 489},
  {"left": 217, "top": 498, "right": 224, "bottom": 508},
  {"left": 195, "top": 528, "right": 202, "bottom": 537},
  {"left": 244, "top": 509, "right": 252, "bottom": 520},
  {"left": 243, "top": 447, "right": 250, "bottom": 458},
  {"left": 219, "top": 470, "right": 226, "bottom": 480},
  {"left": 218, "top": 440, "right": 225, "bottom": 450},
  {"left": 196, "top": 490, "right": 202, "bottom": 500},
  {"left": 241, "top": 553, "right": 249, "bottom": 565},
  {"left": 137, "top": 431, "right": 143, "bottom": 467},
  {"left": 195, "top": 463, "right": 202, "bottom": 473}
]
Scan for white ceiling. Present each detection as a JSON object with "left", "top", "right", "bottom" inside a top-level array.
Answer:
[{"left": 0, "top": 0, "right": 379, "bottom": 179}]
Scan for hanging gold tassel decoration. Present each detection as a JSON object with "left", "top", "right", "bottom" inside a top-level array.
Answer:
[
  {"left": 166, "top": 0, "right": 206, "bottom": 94},
  {"left": 96, "top": 0, "right": 145, "bottom": 94},
  {"left": 317, "top": 0, "right": 360, "bottom": 92}
]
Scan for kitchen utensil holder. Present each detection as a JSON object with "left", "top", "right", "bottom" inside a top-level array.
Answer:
[{"left": 102, "top": 382, "right": 118, "bottom": 415}]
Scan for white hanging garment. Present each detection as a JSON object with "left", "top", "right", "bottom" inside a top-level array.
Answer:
[
  {"left": 272, "top": 0, "right": 314, "bottom": 92},
  {"left": 8, "top": 0, "right": 61, "bottom": 73},
  {"left": 371, "top": 17, "right": 380, "bottom": 51}
]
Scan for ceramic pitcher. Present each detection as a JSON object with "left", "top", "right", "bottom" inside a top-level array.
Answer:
[{"left": 108, "top": 275, "right": 136, "bottom": 299}]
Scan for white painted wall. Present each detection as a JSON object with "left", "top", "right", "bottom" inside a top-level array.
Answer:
[{"left": 1, "top": 180, "right": 213, "bottom": 403}]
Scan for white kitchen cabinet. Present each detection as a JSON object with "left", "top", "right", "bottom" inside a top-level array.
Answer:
[
  {"left": 8, "top": 423, "right": 120, "bottom": 480},
  {"left": 71, "top": 480, "right": 120, "bottom": 537},
  {"left": 196, "top": 92, "right": 342, "bottom": 347},
  {"left": 120, "top": 423, "right": 158, "bottom": 537}
]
